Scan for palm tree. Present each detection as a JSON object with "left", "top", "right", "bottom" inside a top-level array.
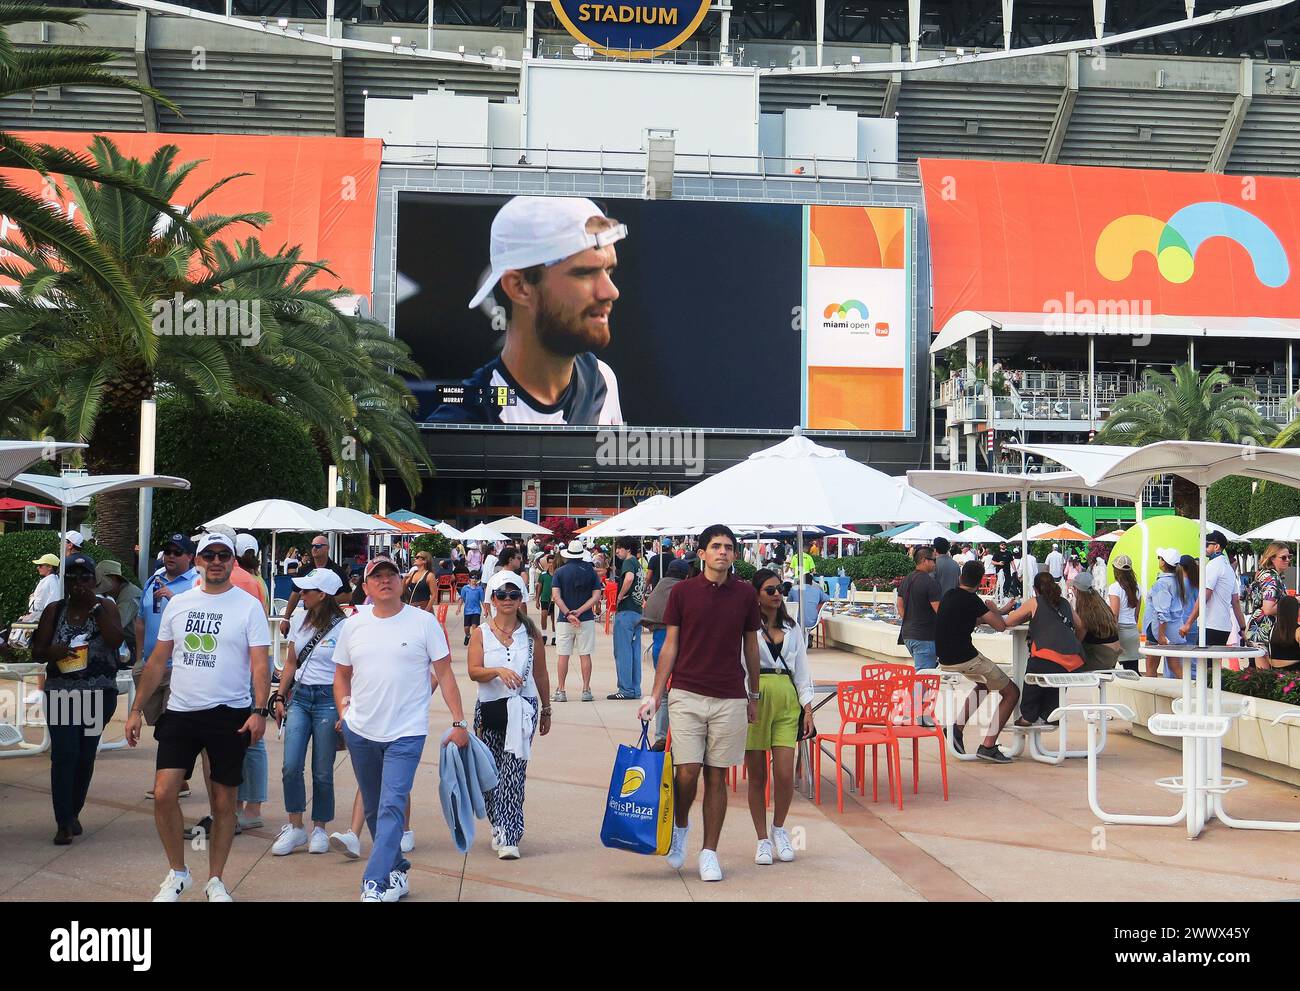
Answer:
[
  {"left": 0, "top": 2, "right": 196, "bottom": 335},
  {"left": 1094, "top": 362, "right": 1276, "bottom": 516},
  {"left": 0, "top": 137, "right": 429, "bottom": 555}
]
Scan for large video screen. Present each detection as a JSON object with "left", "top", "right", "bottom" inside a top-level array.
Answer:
[{"left": 394, "top": 192, "right": 913, "bottom": 433}]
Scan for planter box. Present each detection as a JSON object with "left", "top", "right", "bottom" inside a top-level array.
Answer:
[
  {"left": 822, "top": 615, "right": 1021, "bottom": 668},
  {"left": 1109, "top": 677, "right": 1300, "bottom": 788}
]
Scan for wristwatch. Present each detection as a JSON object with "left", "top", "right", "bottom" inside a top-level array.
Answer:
[
  {"left": 747, "top": 690, "right": 761, "bottom": 701},
  {"left": 451, "top": 719, "right": 468, "bottom": 729}
]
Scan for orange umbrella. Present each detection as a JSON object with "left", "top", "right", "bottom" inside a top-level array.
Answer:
[{"left": 1036, "top": 523, "right": 1090, "bottom": 542}]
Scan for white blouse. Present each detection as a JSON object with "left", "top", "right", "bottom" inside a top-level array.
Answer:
[
  {"left": 749, "top": 622, "right": 814, "bottom": 707},
  {"left": 477, "top": 621, "right": 539, "bottom": 702}
]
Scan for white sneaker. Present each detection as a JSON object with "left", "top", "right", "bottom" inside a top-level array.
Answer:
[
  {"left": 152, "top": 868, "right": 192, "bottom": 902},
  {"left": 308, "top": 826, "right": 329, "bottom": 854},
  {"left": 698, "top": 849, "right": 723, "bottom": 882},
  {"left": 330, "top": 830, "right": 361, "bottom": 859},
  {"left": 497, "top": 845, "right": 520, "bottom": 860},
  {"left": 772, "top": 826, "right": 796, "bottom": 863},
  {"left": 360, "top": 880, "right": 383, "bottom": 902},
  {"left": 666, "top": 826, "right": 689, "bottom": 870},
  {"left": 400, "top": 829, "right": 415, "bottom": 853},
  {"left": 204, "top": 876, "right": 233, "bottom": 902},
  {"left": 271, "top": 824, "right": 308, "bottom": 856},
  {"left": 380, "top": 869, "right": 409, "bottom": 902},
  {"left": 489, "top": 826, "right": 501, "bottom": 851},
  {"left": 754, "top": 839, "right": 774, "bottom": 866}
]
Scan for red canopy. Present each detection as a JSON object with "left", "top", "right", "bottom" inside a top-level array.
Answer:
[{"left": 0, "top": 497, "right": 59, "bottom": 511}]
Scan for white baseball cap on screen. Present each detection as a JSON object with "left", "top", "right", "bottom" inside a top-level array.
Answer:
[{"left": 467, "top": 196, "right": 627, "bottom": 309}]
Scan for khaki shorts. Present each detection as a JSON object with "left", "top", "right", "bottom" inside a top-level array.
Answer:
[
  {"left": 556, "top": 618, "right": 596, "bottom": 657},
  {"left": 940, "top": 654, "right": 1010, "bottom": 692},
  {"left": 668, "top": 689, "right": 749, "bottom": 768}
]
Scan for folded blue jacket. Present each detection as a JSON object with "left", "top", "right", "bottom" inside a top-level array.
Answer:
[{"left": 438, "top": 730, "right": 499, "bottom": 853}]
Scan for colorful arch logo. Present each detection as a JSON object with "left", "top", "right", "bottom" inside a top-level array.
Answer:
[
  {"left": 1096, "top": 202, "right": 1289, "bottom": 288},
  {"left": 823, "top": 300, "right": 868, "bottom": 320}
]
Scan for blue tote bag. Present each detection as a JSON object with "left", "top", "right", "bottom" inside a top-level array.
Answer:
[{"left": 600, "top": 720, "right": 674, "bottom": 855}]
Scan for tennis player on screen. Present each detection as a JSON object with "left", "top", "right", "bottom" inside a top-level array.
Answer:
[{"left": 428, "top": 196, "right": 626, "bottom": 426}]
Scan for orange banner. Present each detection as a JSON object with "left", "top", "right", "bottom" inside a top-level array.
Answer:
[
  {"left": 4, "top": 131, "right": 381, "bottom": 298},
  {"left": 919, "top": 159, "right": 1300, "bottom": 332}
]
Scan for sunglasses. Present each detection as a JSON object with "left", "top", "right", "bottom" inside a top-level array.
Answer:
[
  {"left": 198, "top": 550, "right": 233, "bottom": 562},
  {"left": 312, "top": 543, "right": 328, "bottom": 549},
  {"left": 760, "top": 585, "right": 782, "bottom": 596},
  {"left": 492, "top": 588, "right": 523, "bottom": 601},
  {"left": 163, "top": 547, "right": 187, "bottom": 556}
]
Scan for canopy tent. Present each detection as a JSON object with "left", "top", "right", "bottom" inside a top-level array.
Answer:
[
  {"left": 0, "top": 440, "right": 86, "bottom": 486},
  {"left": 387, "top": 509, "right": 440, "bottom": 528},
  {"left": 488, "top": 516, "right": 553, "bottom": 536},
  {"left": 0, "top": 497, "right": 59, "bottom": 512},
  {"left": 375, "top": 516, "right": 435, "bottom": 534},
  {"left": 890, "top": 521, "right": 961, "bottom": 546},
  {"left": 620, "top": 433, "right": 971, "bottom": 625},
  {"left": 12, "top": 472, "right": 191, "bottom": 587}
]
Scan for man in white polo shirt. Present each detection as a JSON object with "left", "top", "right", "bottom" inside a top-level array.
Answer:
[
  {"left": 1201, "top": 530, "right": 1247, "bottom": 646},
  {"left": 127, "top": 532, "right": 271, "bottom": 903},
  {"left": 334, "top": 557, "right": 470, "bottom": 902}
]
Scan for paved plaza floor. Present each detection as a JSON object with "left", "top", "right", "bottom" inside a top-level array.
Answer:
[{"left": 4, "top": 621, "right": 1300, "bottom": 902}]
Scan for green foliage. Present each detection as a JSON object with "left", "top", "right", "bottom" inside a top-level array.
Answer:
[
  {"left": 150, "top": 396, "right": 325, "bottom": 543},
  {"left": 984, "top": 500, "right": 1070, "bottom": 540},
  {"left": 1247, "top": 481, "right": 1300, "bottom": 532},
  {"left": 1208, "top": 475, "right": 1255, "bottom": 536},
  {"left": 1222, "top": 667, "right": 1300, "bottom": 705},
  {"left": 0, "top": 529, "right": 139, "bottom": 628},
  {"left": 411, "top": 533, "right": 451, "bottom": 559},
  {"left": 733, "top": 561, "right": 756, "bottom": 582},
  {"left": 1094, "top": 363, "right": 1276, "bottom": 447},
  {"left": 857, "top": 552, "right": 916, "bottom": 590}
]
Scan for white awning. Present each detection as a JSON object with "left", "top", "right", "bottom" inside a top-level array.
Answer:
[{"left": 930, "top": 310, "right": 1300, "bottom": 355}]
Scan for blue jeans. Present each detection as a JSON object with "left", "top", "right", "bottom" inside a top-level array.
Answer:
[
  {"left": 281, "top": 683, "right": 338, "bottom": 824},
  {"left": 238, "top": 738, "right": 267, "bottom": 805},
  {"left": 343, "top": 724, "right": 423, "bottom": 890},
  {"left": 613, "top": 610, "right": 643, "bottom": 696},
  {"left": 904, "top": 639, "right": 938, "bottom": 671},
  {"left": 650, "top": 627, "right": 669, "bottom": 742}
]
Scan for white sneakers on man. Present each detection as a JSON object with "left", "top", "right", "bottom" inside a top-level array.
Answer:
[
  {"left": 152, "top": 868, "right": 192, "bottom": 902},
  {"left": 771, "top": 826, "right": 796, "bottom": 862},
  {"left": 204, "top": 877, "right": 233, "bottom": 902},
  {"left": 308, "top": 826, "right": 329, "bottom": 854},
  {"left": 754, "top": 839, "right": 774, "bottom": 865},
  {"left": 330, "top": 830, "right": 361, "bottom": 859},
  {"left": 380, "top": 869, "right": 409, "bottom": 902},
  {"left": 400, "top": 829, "right": 415, "bottom": 853},
  {"left": 361, "top": 880, "right": 384, "bottom": 902},
  {"left": 271, "top": 824, "right": 308, "bottom": 856},
  {"left": 665, "top": 826, "right": 689, "bottom": 870},
  {"left": 698, "top": 849, "right": 723, "bottom": 882}
]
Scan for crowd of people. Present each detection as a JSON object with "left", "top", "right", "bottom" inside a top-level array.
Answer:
[{"left": 13, "top": 513, "right": 1299, "bottom": 898}]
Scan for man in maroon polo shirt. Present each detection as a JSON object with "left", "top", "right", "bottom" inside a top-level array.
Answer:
[{"left": 638, "top": 523, "right": 761, "bottom": 882}]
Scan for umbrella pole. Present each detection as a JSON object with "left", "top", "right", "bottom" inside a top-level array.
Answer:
[
  {"left": 1020, "top": 496, "right": 1028, "bottom": 597},
  {"left": 796, "top": 524, "right": 805, "bottom": 628},
  {"left": 58, "top": 504, "right": 68, "bottom": 592},
  {"left": 1199, "top": 488, "right": 1208, "bottom": 650}
]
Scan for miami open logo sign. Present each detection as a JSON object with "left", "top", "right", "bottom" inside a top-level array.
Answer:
[{"left": 551, "top": 0, "right": 712, "bottom": 59}]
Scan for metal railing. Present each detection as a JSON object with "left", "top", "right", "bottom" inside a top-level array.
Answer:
[{"left": 381, "top": 140, "right": 919, "bottom": 182}]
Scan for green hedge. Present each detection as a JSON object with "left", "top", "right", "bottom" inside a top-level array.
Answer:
[
  {"left": 984, "top": 500, "right": 1071, "bottom": 539},
  {"left": 856, "top": 551, "right": 916, "bottom": 590},
  {"left": 410, "top": 533, "right": 451, "bottom": 559},
  {"left": 733, "top": 561, "right": 756, "bottom": 582},
  {"left": 1247, "top": 480, "right": 1300, "bottom": 533},
  {"left": 1222, "top": 667, "right": 1300, "bottom": 705},
  {"left": 1207, "top": 475, "right": 1254, "bottom": 537},
  {"left": 150, "top": 396, "right": 326, "bottom": 546},
  {"left": 0, "top": 530, "right": 140, "bottom": 628}
]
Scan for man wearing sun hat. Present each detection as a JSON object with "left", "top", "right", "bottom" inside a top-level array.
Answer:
[
  {"left": 95, "top": 559, "right": 142, "bottom": 666},
  {"left": 127, "top": 532, "right": 272, "bottom": 904},
  {"left": 429, "top": 196, "right": 627, "bottom": 426},
  {"left": 549, "top": 539, "right": 602, "bottom": 703}
]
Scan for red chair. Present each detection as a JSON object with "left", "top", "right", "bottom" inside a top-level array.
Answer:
[
  {"left": 978, "top": 573, "right": 996, "bottom": 595},
  {"left": 435, "top": 602, "right": 450, "bottom": 643},
  {"left": 436, "top": 574, "right": 454, "bottom": 603},
  {"left": 454, "top": 573, "right": 471, "bottom": 589},
  {"left": 603, "top": 579, "right": 618, "bottom": 634},
  {"left": 888, "top": 674, "right": 949, "bottom": 801},
  {"left": 853, "top": 664, "right": 911, "bottom": 789},
  {"left": 814, "top": 679, "right": 903, "bottom": 812}
]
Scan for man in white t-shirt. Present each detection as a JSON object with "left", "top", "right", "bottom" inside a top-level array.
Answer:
[
  {"left": 1201, "top": 530, "right": 1247, "bottom": 646},
  {"left": 482, "top": 549, "right": 499, "bottom": 586},
  {"left": 127, "top": 533, "right": 271, "bottom": 904},
  {"left": 1045, "top": 544, "right": 1065, "bottom": 582},
  {"left": 334, "top": 557, "right": 469, "bottom": 902}
]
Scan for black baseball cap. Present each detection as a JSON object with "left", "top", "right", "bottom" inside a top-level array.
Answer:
[
  {"left": 65, "top": 552, "right": 97, "bottom": 576},
  {"left": 1206, "top": 530, "right": 1229, "bottom": 548},
  {"left": 162, "top": 533, "right": 195, "bottom": 555}
]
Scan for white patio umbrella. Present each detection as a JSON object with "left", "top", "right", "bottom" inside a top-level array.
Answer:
[
  {"left": 435, "top": 521, "right": 465, "bottom": 540},
  {"left": 1009, "top": 441, "right": 1300, "bottom": 654},
  {"left": 1207, "top": 521, "right": 1245, "bottom": 544},
  {"left": 955, "top": 523, "right": 1010, "bottom": 545},
  {"left": 489, "top": 515, "right": 553, "bottom": 536},
  {"left": 317, "top": 506, "right": 400, "bottom": 533},
  {"left": 10, "top": 472, "right": 191, "bottom": 587},
  {"left": 1006, "top": 521, "right": 1059, "bottom": 542},
  {"left": 1243, "top": 516, "right": 1300, "bottom": 587},
  {"left": 1095, "top": 529, "right": 1127, "bottom": 543},
  {"left": 581, "top": 494, "right": 674, "bottom": 539},
  {"left": 631, "top": 433, "right": 973, "bottom": 624},
  {"left": 890, "top": 521, "right": 962, "bottom": 545},
  {"left": 0, "top": 440, "right": 86, "bottom": 485},
  {"left": 460, "top": 523, "right": 509, "bottom": 543},
  {"left": 204, "top": 499, "right": 338, "bottom": 587}
]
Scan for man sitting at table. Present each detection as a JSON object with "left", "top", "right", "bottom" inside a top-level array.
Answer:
[
  {"left": 787, "top": 573, "right": 831, "bottom": 635},
  {"left": 936, "top": 560, "right": 1020, "bottom": 764}
]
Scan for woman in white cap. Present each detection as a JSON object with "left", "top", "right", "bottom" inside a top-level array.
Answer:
[
  {"left": 270, "top": 568, "right": 348, "bottom": 855},
  {"left": 1107, "top": 554, "right": 1143, "bottom": 671},
  {"left": 1144, "top": 548, "right": 1187, "bottom": 677},
  {"left": 466, "top": 570, "right": 551, "bottom": 859}
]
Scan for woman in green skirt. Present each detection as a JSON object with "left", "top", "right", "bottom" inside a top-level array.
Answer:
[{"left": 745, "top": 568, "right": 814, "bottom": 867}]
